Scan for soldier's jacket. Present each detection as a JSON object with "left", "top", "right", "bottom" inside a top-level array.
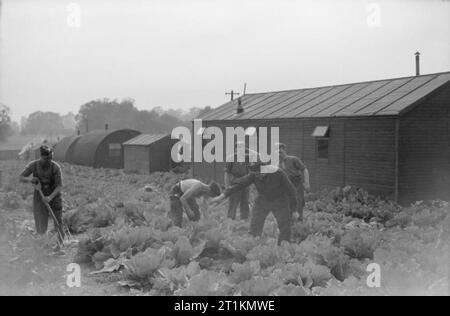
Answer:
[
  {"left": 225, "top": 154, "right": 249, "bottom": 182},
  {"left": 281, "top": 155, "right": 306, "bottom": 187},
  {"left": 21, "top": 160, "right": 63, "bottom": 197},
  {"left": 20, "top": 160, "right": 63, "bottom": 211},
  {"left": 223, "top": 166, "right": 297, "bottom": 208}
]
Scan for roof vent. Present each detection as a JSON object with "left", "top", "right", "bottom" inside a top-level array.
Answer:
[{"left": 237, "top": 97, "right": 244, "bottom": 114}]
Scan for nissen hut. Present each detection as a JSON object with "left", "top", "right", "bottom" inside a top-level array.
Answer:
[{"left": 71, "top": 128, "right": 140, "bottom": 169}]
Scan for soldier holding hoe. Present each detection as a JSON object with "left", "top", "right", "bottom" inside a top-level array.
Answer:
[
  {"left": 212, "top": 160, "right": 297, "bottom": 244},
  {"left": 19, "top": 145, "right": 65, "bottom": 250},
  {"left": 276, "top": 143, "right": 310, "bottom": 221}
]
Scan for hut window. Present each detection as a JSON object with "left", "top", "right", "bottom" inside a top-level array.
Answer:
[
  {"left": 197, "top": 127, "right": 208, "bottom": 149},
  {"left": 316, "top": 139, "right": 329, "bottom": 159},
  {"left": 196, "top": 127, "right": 206, "bottom": 136},
  {"left": 312, "top": 126, "right": 330, "bottom": 160},
  {"left": 312, "top": 126, "right": 329, "bottom": 137},
  {"left": 245, "top": 127, "right": 257, "bottom": 137},
  {"left": 109, "top": 143, "right": 122, "bottom": 157}
]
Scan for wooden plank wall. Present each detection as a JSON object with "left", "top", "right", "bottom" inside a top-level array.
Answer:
[
  {"left": 399, "top": 83, "right": 450, "bottom": 204},
  {"left": 124, "top": 146, "right": 150, "bottom": 174},
  {"left": 149, "top": 138, "right": 177, "bottom": 173},
  {"left": 193, "top": 117, "right": 397, "bottom": 199},
  {"left": 343, "top": 118, "right": 396, "bottom": 199}
]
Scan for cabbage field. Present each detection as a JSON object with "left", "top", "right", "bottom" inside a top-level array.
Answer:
[{"left": 0, "top": 160, "right": 449, "bottom": 296}]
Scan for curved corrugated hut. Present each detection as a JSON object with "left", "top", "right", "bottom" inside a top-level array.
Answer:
[
  {"left": 72, "top": 129, "right": 141, "bottom": 169},
  {"left": 53, "top": 135, "right": 81, "bottom": 163}
]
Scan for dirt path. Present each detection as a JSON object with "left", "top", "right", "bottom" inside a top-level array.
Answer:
[{"left": 0, "top": 207, "right": 127, "bottom": 296}]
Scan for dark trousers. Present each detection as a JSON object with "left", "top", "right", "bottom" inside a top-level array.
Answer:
[
  {"left": 33, "top": 195, "right": 64, "bottom": 242},
  {"left": 249, "top": 197, "right": 292, "bottom": 245},
  {"left": 168, "top": 184, "right": 201, "bottom": 227},
  {"left": 227, "top": 187, "right": 250, "bottom": 220},
  {"left": 289, "top": 176, "right": 305, "bottom": 220}
]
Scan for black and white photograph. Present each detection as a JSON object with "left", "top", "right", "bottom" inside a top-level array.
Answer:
[{"left": 0, "top": 0, "right": 449, "bottom": 301}]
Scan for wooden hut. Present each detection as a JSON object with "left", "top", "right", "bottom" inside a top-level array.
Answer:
[
  {"left": 123, "top": 134, "right": 178, "bottom": 174},
  {"left": 194, "top": 72, "right": 450, "bottom": 204}
]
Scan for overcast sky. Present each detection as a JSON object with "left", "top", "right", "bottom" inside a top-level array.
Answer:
[{"left": 1, "top": 0, "right": 449, "bottom": 121}]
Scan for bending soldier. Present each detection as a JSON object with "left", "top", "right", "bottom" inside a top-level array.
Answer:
[{"left": 168, "top": 179, "right": 221, "bottom": 227}]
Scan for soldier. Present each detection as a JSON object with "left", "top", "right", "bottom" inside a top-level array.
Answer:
[
  {"left": 168, "top": 179, "right": 221, "bottom": 227},
  {"left": 212, "top": 161, "right": 297, "bottom": 244},
  {"left": 224, "top": 141, "right": 251, "bottom": 220},
  {"left": 276, "top": 143, "right": 310, "bottom": 221},
  {"left": 19, "top": 145, "right": 64, "bottom": 247}
]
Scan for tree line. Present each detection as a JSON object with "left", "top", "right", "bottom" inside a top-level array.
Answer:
[
  {"left": 0, "top": 99, "right": 212, "bottom": 143},
  {"left": 0, "top": 104, "right": 14, "bottom": 142}
]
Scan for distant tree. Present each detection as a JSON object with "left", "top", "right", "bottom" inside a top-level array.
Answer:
[
  {"left": 75, "top": 98, "right": 185, "bottom": 135},
  {"left": 21, "top": 111, "right": 65, "bottom": 137},
  {"left": 10, "top": 121, "right": 20, "bottom": 135},
  {"left": 165, "top": 108, "right": 185, "bottom": 121},
  {"left": 20, "top": 116, "right": 27, "bottom": 131},
  {"left": 197, "top": 106, "right": 213, "bottom": 118},
  {"left": 152, "top": 106, "right": 213, "bottom": 121},
  {"left": 0, "top": 104, "right": 13, "bottom": 142},
  {"left": 61, "top": 112, "right": 76, "bottom": 132}
]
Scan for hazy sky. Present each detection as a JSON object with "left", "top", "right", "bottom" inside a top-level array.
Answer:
[{"left": 1, "top": 0, "right": 449, "bottom": 121}]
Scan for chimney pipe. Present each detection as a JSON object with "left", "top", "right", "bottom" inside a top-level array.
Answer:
[
  {"left": 105, "top": 123, "right": 109, "bottom": 131},
  {"left": 237, "top": 97, "right": 244, "bottom": 114},
  {"left": 415, "top": 52, "right": 420, "bottom": 76}
]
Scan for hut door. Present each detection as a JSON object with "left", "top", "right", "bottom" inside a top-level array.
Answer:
[{"left": 108, "top": 143, "right": 123, "bottom": 168}]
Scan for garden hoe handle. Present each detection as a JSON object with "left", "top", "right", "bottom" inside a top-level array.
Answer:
[{"left": 36, "top": 188, "right": 65, "bottom": 247}]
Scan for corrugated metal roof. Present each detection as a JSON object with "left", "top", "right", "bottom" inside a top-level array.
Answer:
[
  {"left": 54, "top": 135, "right": 81, "bottom": 162},
  {"left": 123, "top": 134, "right": 168, "bottom": 146},
  {"left": 200, "top": 72, "right": 450, "bottom": 121}
]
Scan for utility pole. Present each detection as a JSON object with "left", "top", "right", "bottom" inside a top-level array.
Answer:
[{"left": 226, "top": 90, "right": 240, "bottom": 101}]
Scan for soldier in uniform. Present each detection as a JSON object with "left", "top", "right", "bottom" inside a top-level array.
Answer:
[
  {"left": 276, "top": 143, "right": 310, "bottom": 221},
  {"left": 224, "top": 141, "right": 252, "bottom": 220},
  {"left": 19, "top": 146, "right": 64, "bottom": 245},
  {"left": 212, "top": 161, "right": 297, "bottom": 244}
]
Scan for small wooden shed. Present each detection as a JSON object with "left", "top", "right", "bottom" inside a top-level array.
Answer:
[
  {"left": 123, "top": 134, "right": 177, "bottom": 174},
  {"left": 194, "top": 72, "right": 450, "bottom": 204}
]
